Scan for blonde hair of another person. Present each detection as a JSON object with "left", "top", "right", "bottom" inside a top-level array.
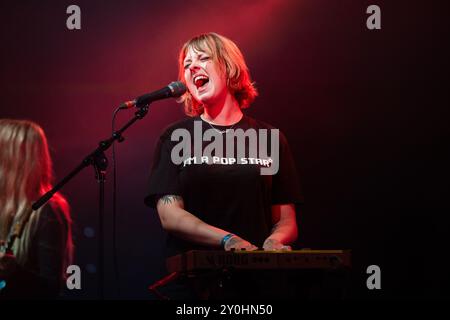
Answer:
[{"left": 0, "top": 119, "right": 73, "bottom": 277}]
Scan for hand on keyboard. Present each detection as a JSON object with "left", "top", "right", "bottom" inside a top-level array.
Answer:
[
  {"left": 262, "top": 238, "right": 292, "bottom": 251},
  {"left": 224, "top": 235, "right": 258, "bottom": 251}
]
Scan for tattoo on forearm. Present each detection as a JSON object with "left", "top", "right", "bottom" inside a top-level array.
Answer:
[{"left": 159, "top": 195, "right": 183, "bottom": 205}]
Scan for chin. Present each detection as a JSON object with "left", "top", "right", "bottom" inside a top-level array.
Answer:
[{"left": 196, "top": 92, "right": 214, "bottom": 105}]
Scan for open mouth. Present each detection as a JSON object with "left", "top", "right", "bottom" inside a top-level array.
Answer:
[{"left": 194, "top": 75, "right": 209, "bottom": 90}]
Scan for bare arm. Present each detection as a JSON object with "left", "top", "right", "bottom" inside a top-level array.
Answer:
[
  {"left": 156, "top": 195, "right": 257, "bottom": 250},
  {"left": 263, "top": 203, "right": 298, "bottom": 250}
]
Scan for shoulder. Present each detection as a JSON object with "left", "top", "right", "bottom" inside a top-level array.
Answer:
[
  {"left": 159, "top": 116, "right": 199, "bottom": 140},
  {"left": 244, "top": 115, "right": 277, "bottom": 130},
  {"left": 40, "top": 194, "right": 71, "bottom": 228},
  {"left": 244, "top": 116, "right": 289, "bottom": 143}
]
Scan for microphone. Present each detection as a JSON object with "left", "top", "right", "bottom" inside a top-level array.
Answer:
[{"left": 119, "top": 81, "right": 186, "bottom": 109}]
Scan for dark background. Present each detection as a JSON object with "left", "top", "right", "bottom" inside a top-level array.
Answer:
[{"left": 0, "top": 0, "right": 448, "bottom": 299}]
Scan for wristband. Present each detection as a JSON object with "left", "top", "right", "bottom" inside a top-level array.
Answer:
[{"left": 220, "top": 233, "right": 235, "bottom": 248}]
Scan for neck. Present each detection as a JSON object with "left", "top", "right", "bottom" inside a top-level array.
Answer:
[{"left": 202, "top": 92, "right": 243, "bottom": 125}]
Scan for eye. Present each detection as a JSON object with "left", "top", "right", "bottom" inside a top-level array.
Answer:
[
  {"left": 200, "top": 56, "right": 210, "bottom": 62},
  {"left": 183, "top": 63, "right": 190, "bottom": 69}
]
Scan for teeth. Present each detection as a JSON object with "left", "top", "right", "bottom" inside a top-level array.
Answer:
[
  {"left": 194, "top": 75, "right": 208, "bottom": 82},
  {"left": 193, "top": 74, "right": 209, "bottom": 89}
]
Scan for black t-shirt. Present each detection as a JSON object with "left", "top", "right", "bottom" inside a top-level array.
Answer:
[{"left": 145, "top": 115, "right": 303, "bottom": 256}]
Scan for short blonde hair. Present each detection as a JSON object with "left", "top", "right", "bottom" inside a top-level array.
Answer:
[{"left": 178, "top": 32, "right": 258, "bottom": 116}]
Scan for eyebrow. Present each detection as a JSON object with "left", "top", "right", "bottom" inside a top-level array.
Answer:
[{"left": 184, "top": 52, "right": 209, "bottom": 64}]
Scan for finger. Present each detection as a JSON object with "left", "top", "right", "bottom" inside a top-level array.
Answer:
[
  {"left": 244, "top": 242, "right": 259, "bottom": 250},
  {"left": 228, "top": 245, "right": 245, "bottom": 251},
  {"left": 236, "top": 244, "right": 257, "bottom": 251},
  {"left": 263, "top": 244, "right": 279, "bottom": 251}
]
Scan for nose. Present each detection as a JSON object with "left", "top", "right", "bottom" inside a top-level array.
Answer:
[
  {"left": 188, "top": 58, "right": 201, "bottom": 74},
  {"left": 189, "top": 65, "right": 200, "bottom": 75}
]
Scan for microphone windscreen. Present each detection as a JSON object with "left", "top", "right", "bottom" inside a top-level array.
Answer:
[{"left": 168, "top": 81, "right": 187, "bottom": 97}]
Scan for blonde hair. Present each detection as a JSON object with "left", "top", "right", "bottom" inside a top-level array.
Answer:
[
  {"left": 0, "top": 119, "right": 73, "bottom": 277},
  {"left": 178, "top": 32, "right": 258, "bottom": 116}
]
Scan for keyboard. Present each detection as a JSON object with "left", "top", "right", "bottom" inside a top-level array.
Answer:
[{"left": 166, "top": 249, "right": 351, "bottom": 273}]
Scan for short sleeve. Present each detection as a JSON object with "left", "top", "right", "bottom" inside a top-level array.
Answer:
[
  {"left": 271, "top": 132, "right": 304, "bottom": 205},
  {"left": 144, "top": 132, "right": 182, "bottom": 208}
]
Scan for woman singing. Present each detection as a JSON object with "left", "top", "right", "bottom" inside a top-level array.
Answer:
[{"left": 145, "top": 33, "right": 303, "bottom": 257}]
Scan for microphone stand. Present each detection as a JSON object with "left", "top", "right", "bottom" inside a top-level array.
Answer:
[{"left": 32, "top": 104, "right": 150, "bottom": 299}]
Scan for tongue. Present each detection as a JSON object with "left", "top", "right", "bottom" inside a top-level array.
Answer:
[{"left": 196, "top": 79, "right": 208, "bottom": 88}]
